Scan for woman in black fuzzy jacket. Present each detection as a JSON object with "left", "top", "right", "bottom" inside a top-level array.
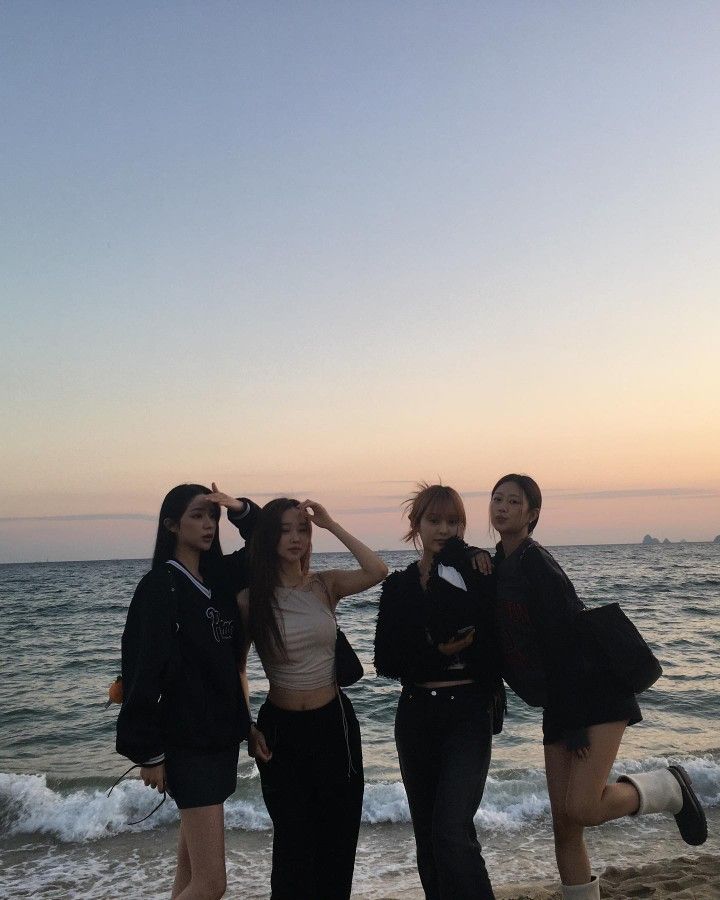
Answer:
[{"left": 374, "top": 483, "right": 503, "bottom": 900}]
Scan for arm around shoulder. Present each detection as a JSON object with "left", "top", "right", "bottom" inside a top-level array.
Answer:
[
  {"left": 223, "top": 500, "right": 262, "bottom": 592},
  {"left": 228, "top": 497, "right": 261, "bottom": 540},
  {"left": 520, "top": 543, "right": 583, "bottom": 623}
]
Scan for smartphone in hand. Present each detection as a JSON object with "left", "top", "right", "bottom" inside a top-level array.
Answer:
[{"left": 454, "top": 625, "right": 475, "bottom": 638}]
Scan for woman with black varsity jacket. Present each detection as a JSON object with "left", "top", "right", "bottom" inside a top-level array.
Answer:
[
  {"left": 374, "top": 484, "right": 504, "bottom": 900},
  {"left": 489, "top": 473, "right": 706, "bottom": 900},
  {"left": 116, "top": 483, "right": 259, "bottom": 900}
]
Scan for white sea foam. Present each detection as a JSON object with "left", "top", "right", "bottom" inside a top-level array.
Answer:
[
  {"left": 361, "top": 770, "right": 551, "bottom": 829},
  {"left": 0, "top": 845, "right": 176, "bottom": 900},
  {"left": 0, "top": 773, "right": 178, "bottom": 841},
  {"left": 224, "top": 799, "right": 272, "bottom": 831},
  {"left": 362, "top": 781, "right": 409, "bottom": 824},
  {"left": 3, "top": 752, "right": 718, "bottom": 843}
]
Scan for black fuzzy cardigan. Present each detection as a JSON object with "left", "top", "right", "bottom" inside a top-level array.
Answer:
[{"left": 373, "top": 539, "right": 505, "bottom": 731}]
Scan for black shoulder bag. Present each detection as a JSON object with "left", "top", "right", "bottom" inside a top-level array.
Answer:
[
  {"left": 574, "top": 602, "right": 662, "bottom": 695},
  {"left": 335, "top": 626, "right": 364, "bottom": 687},
  {"left": 311, "top": 573, "right": 364, "bottom": 687}
]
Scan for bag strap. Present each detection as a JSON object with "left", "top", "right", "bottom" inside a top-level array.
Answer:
[{"left": 307, "top": 572, "right": 337, "bottom": 615}]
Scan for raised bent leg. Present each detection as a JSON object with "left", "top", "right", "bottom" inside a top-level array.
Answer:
[{"left": 564, "top": 721, "right": 638, "bottom": 827}]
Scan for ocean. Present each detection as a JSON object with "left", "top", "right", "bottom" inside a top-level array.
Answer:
[{"left": 1, "top": 543, "right": 719, "bottom": 898}]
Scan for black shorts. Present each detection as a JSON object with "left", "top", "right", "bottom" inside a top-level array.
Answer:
[
  {"left": 542, "top": 694, "right": 642, "bottom": 746},
  {"left": 165, "top": 744, "right": 240, "bottom": 809}
]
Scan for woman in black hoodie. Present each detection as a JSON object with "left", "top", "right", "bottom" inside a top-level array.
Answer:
[
  {"left": 116, "top": 483, "right": 257, "bottom": 900},
  {"left": 374, "top": 483, "right": 503, "bottom": 900}
]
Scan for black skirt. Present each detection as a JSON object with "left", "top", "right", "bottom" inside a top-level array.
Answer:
[
  {"left": 542, "top": 693, "right": 642, "bottom": 746},
  {"left": 165, "top": 744, "right": 240, "bottom": 809}
]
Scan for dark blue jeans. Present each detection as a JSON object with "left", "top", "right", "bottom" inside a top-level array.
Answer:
[{"left": 395, "top": 683, "right": 495, "bottom": 900}]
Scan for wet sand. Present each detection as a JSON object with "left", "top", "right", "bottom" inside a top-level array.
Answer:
[{"left": 372, "top": 854, "right": 720, "bottom": 899}]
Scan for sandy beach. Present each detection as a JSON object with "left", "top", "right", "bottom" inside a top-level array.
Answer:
[{"left": 373, "top": 855, "right": 720, "bottom": 899}]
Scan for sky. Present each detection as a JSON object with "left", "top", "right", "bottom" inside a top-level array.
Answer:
[{"left": 1, "top": 1, "right": 719, "bottom": 562}]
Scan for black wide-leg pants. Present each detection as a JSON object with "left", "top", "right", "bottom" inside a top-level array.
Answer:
[{"left": 257, "top": 692, "right": 364, "bottom": 900}]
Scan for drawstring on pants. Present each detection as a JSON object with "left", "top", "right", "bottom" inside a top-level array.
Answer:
[{"left": 336, "top": 687, "right": 357, "bottom": 779}]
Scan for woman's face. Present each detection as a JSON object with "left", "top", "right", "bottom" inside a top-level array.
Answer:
[
  {"left": 277, "top": 506, "right": 311, "bottom": 564},
  {"left": 172, "top": 493, "right": 218, "bottom": 553},
  {"left": 417, "top": 503, "right": 464, "bottom": 554},
  {"left": 489, "top": 481, "right": 536, "bottom": 537}
]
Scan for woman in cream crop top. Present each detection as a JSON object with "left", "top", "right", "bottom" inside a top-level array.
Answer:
[
  {"left": 248, "top": 578, "right": 338, "bottom": 691},
  {"left": 236, "top": 498, "right": 387, "bottom": 900},
  {"left": 236, "top": 498, "right": 387, "bottom": 715}
]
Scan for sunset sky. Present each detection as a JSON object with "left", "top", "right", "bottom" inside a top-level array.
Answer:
[{"left": 2, "top": 2, "right": 719, "bottom": 562}]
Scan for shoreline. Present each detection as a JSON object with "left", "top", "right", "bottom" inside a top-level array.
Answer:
[
  {"left": 1, "top": 824, "right": 717, "bottom": 897},
  {"left": 374, "top": 854, "right": 720, "bottom": 899}
]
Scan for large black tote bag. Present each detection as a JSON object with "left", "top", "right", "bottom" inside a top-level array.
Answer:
[{"left": 575, "top": 603, "right": 662, "bottom": 695}]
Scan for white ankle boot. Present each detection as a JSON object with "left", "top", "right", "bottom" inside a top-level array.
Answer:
[
  {"left": 561, "top": 874, "right": 600, "bottom": 898},
  {"left": 618, "top": 768, "right": 682, "bottom": 815},
  {"left": 618, "top": 765, "right": 707, "bottom": 845}
]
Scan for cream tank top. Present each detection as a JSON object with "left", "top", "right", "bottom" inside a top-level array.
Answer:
[{"left": 257, "top": 578, "right": 337, "bottom": 691}]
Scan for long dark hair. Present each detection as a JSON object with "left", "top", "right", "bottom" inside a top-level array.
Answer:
[
  {"left": 490, "top": 474, "right": 542, "bottom": 534},
  {"left": 248, "top": 498, "right": 311, "bottom": 662},
  {"left": 151, "top": 483, "right": 223, "bottom": 572}
]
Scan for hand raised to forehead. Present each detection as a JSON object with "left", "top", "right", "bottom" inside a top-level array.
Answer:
[
  {"left": 205, "top": 482, "right": 245, "bottom": 513},
  {"left": 298, "top": 500, "right": 335, "bottom": 530}
]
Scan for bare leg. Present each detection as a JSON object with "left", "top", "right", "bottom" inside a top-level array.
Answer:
[
  {"left": 564, "top": 722, "right": 640, "bottom": 827},
  {"left": 545, "top": 742, "right": 590, "bottom": 886},
  {"left": 175, "top": 804, "right": 227, "bottom": 900},
  {"left": 545, "top": 721, "right": 641, "bottom": 886},
  {"left": 172, "top": 823, "right": 192, "bottom": 898}
]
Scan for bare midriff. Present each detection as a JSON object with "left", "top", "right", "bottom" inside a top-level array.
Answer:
[
  {"left": 267, "top": 682, "right": 337, "bottom": 711},
  {"left": 416, "top": 678, "right": 476, "bottom": 689}
]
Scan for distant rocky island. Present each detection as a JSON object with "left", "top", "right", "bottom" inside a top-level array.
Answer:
[{"left": 642, "top": 534, "right": 717, "bottom": 545}]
